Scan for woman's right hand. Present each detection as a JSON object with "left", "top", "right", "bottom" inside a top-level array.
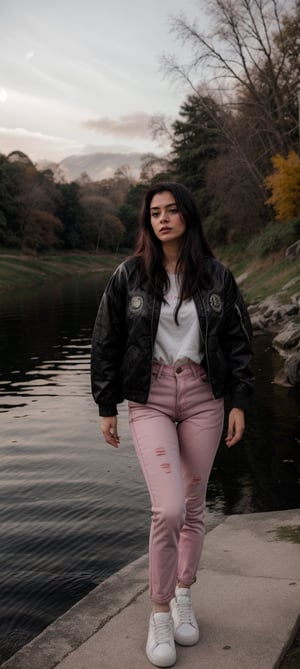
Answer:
[{"left": 100, "top": 416, "right": 120, "bottom": 448}]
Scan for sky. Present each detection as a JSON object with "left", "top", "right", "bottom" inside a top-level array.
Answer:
[{"left": 0, "top": 0, "right": 210, "bottom": 163}]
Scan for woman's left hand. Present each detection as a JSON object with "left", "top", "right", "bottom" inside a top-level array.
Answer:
[{"left": 225, "top": 408, "right": 245, "bottom": 447}]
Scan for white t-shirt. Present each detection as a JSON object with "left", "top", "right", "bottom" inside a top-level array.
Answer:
[{"left": 153, "top": 273, "right": 203, "bottom": 366}]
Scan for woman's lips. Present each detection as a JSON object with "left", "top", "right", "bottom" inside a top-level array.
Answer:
[{"left": 160, "top": 227, "right": 172, "bottom": 233}]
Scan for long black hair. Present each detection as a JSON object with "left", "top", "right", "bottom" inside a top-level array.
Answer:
[{"left": 134, "top": 182, "right": 214, "bottom": 322}]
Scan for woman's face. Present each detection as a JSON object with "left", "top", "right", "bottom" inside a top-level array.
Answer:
[{"left": 150, "top": 191, "right": 186, "bottom": 247}]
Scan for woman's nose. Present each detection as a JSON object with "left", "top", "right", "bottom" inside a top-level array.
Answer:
[{"left": 159, "top": 209, "right": 168, "bottom": 222}]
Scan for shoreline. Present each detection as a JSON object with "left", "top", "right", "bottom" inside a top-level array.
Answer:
[
  {"left": 0, "top": 247, "right": 299, "bottom": 302},
  {"left": 0, "top": 252, "right": 122, "bottom": 295},
  {"left": 1, "top": 250, "right": 299, "bottom": 385}
]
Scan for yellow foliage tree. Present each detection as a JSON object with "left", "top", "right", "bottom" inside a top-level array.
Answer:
[{"left": 265, "top": 152, "right": 300, "bottom": 221}]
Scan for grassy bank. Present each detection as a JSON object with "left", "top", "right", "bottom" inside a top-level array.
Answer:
[
  {"left": 0, "top": 251, "right": 121, "bottom": 294},
  {"left": 218, "top": 245, "right": 300, "bottom": 304},
  {"left": 0, "top": 247, "right": 299, "bottom": 304}
]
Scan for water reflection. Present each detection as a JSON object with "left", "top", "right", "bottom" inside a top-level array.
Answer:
[
  {"left": 210, "top": 338, "right": 300, "bottom": 514},
  {"left": 0, "top": 275, "right": 299, "bottom": 663}
]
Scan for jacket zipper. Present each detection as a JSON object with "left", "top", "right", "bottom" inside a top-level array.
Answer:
[
  {"left": 234, "top": 303, "right": 251, "bottom": 344},
  {"left": 151, "top": 294, "right": 156, "bottom": 357},
  {"left": 151, "top": 275, "right": 161, "bottom": 357},
  {"left": 197, "top": 290, "right": 211, "bottom": 382}
]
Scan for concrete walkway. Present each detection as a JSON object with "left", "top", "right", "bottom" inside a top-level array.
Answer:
[{"left": 2, "top": 509, "right": 299, "bottom": 669}]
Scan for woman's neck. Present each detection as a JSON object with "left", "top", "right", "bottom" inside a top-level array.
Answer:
[{"left": 162, "top": 243, "right": 182, "bottom": 274}]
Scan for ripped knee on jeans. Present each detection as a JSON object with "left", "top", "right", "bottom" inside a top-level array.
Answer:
[{"left": 155, "top": 447, "right": 172, "bottom": 474}]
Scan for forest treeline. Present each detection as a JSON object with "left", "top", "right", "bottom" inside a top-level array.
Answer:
[{"left": 0, "top": 0, "right": 299, "bottom": 255}]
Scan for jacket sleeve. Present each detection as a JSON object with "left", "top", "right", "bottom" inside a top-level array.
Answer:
[
  {"left": 221, "top": 269, "right": 254, "bottom": 410},
  {"left": 91, "top": 266, "right": 127, "bottom": 416}
]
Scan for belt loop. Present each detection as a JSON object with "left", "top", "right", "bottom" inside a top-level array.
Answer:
[{"left": 156, "top": 363, "right": 163, "bottom": 379}]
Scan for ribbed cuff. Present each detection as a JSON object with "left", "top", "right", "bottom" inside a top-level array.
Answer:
[{"left": 98, "top": 405, "right": 118, "bottom": 417}]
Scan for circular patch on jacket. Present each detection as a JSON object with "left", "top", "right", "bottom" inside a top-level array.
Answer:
[
  {"left": 209, "top": 293, "right": 223, "bottom": 313},
  {"left": 129, "top": 295, "right": 144, "bottom": 313}
]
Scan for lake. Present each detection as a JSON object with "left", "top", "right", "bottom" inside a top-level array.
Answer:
[{"left": 0, "top": 273, "right": 299, "bottom": 664}]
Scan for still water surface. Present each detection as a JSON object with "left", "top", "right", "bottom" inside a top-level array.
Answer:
[{"left": 0, "top": 274, "right": 299, "bottom": 663}]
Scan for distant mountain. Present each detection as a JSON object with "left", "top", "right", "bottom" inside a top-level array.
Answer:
[
  {"left": 61, "top": 151, "right": 143, "bottom": 181},
  {"left": 36, "top": 151, "right": 141, "bottom": 182}
]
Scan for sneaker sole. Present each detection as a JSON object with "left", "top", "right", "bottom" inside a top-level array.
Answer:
[
  {"left": 173, "top": 630, "right": 199, "bottom": 646},
  {"left": 146, "top": 646, "right": 176, "bottom": 667}
]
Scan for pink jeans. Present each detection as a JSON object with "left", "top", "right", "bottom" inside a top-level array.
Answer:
[{"left": 128, "top": 361, "right": 224, "bottom": 604}]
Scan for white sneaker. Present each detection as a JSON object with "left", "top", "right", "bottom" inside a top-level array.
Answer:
[
  {"left": 170, "top": 587, "right": 199, "bottom": 646},
  {"left": 146, "top": 611, "right": 176, "bottom": 667}
]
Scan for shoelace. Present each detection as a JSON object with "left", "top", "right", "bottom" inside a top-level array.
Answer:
[
  {"left": 154, "top": 617, "right": 173, "bottom": 644},
  {"left": 176, "top": 596, "right": 194, "bottom": 624}
]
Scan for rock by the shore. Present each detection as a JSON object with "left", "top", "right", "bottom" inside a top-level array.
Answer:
[
  {"left": 249, "top": 288, "right": 300, "bottom": 387},
  {"left": 284, "top": 352, "right": 300, "bottom": 385},
  {"left": 249, "top": 295, "right": 299, "bottom": 335},
  {"left": 272, "top": 322, "right": 300, "bottom": 352},
  {"left": 291, "top": 292, "right": 300, "bottom": 308},
  {"left": 272, "top": 322, "right": 300, "bottom": 386}
]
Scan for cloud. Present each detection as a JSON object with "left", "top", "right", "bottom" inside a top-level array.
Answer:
[
  {"left": 25, "top": 51, "right": 35, "bottom": 60},
  {"left": 82, "top": 112, "right": 153, "bottom": 138},
  {"left": 0, "top": 127, "right": 82, "bottom": 161},
  {"left": 0, "top": 89, "right": 8, "bottom": 103}
]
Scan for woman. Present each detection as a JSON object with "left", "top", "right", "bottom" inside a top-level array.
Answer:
[{"left": 91, "top": 182, "right": 254, "bottom": 668}]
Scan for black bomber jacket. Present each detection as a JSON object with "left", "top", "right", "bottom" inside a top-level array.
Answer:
[{"left": 91, "top": 256, "right": 254, "bottom": 416}]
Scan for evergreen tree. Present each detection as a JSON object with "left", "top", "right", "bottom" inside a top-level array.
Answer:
[{"left": 171, "top": 95, "right": 223, "bottom": 217}]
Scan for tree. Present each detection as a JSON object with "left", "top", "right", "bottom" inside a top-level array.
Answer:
[
  {"left": 139, "top": 153, "right": 172, "bottom": 183},
  {"left": 1, "top": 151, "right": 131, "bottom": 252},
  {"left": 6, "top": 150, "right": 34, "bottom": 165},
  {"left": 114, "top": 164, "right": 134, "bottom": 183},
  {"left": 161, "top": 0, "right": 300, "bottom": 237},
  {"left": 164, "top": 0, "right": 299, "bottom": 157},
  {"left": 98, "top": 213, "right": 125, "bottom": 253},
  {"left": 0, "top": 154, "right": 18, "bottom": 245},
  {"left": 76, "top": 171, "right": 92, "bottom": 185},
  {"left": 93, "top": 173, "right": 132, "bottom": 210},
  {"left": 79, "top": 187, "right": 125, "bottom": 251},
  {"left": 265, "top": 152, "right": 300, "bottom": 221},
  {"left": 22, "top": 210, "right": 62, "bottom": 252},
  {"left": 55, "top": 182, "right": 85, "bottom": 249},
  {"left": 2, "top": 152, "right": 62, "bottom": 250},
  {"left": 171, "top": 94, "right": 225, "bottom": 217},
  {"left": 206, "top": 147, "right": 267, "bottom": 240},
  {"left": 17, "top": 169, "right": 55, "bottom": 237},
  {"left": 118, "top": 183, "right": 148, "bottom": 249}
]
